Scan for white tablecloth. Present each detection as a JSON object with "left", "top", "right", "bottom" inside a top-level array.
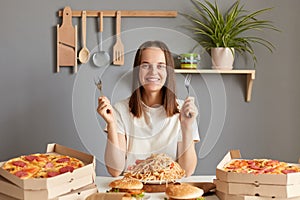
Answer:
[{"left": 95, "top": 176, "right": 219, "bottom": 200}]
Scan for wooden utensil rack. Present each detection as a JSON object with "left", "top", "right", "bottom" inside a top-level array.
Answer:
[
  {"left": 58, "top": 10, "right": 177, "bottom": 18},
  {"left": 56, "top": 7, "right": 177, "bottom": 73}
]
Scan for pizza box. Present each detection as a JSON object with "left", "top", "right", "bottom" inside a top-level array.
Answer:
[
  {"left": 0, "top": 174, "right": 96, "bottom": 200},
  {"left": 0, "top": 143, "right": 96, "bottom": 191},
  {"left": 216, "top": 150, "right": 300, "bottom": 185},
  {"left": 0, "top": 182, "right": 98, "bottom": 200},
  {"left": 216, "top": 190, "right": 300, "bottom": 200},
  {"left": 214, "top": 179, "right": 300, "bottom": 198}
]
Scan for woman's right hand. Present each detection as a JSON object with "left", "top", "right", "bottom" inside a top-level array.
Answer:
[{"left": 97, "top": 96, "right": 114, "bottom": 123}]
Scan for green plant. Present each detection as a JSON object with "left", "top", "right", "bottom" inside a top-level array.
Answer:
[{"left": 183, "top": 0, "right": 279, "bottom": 66}]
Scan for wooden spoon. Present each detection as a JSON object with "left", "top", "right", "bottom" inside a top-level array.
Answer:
[{"left": 78, "top": 10, "right": 90, "bottom": 63}]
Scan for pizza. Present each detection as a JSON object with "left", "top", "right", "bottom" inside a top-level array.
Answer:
[
  {"left": 223, "top": 159, "right": 300, "bottom": 175},
  {"left": 1, "top": 153, "right": 85, "bottom": 179}
]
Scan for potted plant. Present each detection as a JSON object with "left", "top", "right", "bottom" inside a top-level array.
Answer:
[{"left": 183, "top": 0, "right": 279, "bottom": 69}]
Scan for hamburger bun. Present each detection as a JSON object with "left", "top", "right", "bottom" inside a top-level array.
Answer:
[
  {"left": 165, "top": 183, "right": 204, "bottom": 199},
  {"left": 109, "top": 177, "right": 143, "bottom": 190}
]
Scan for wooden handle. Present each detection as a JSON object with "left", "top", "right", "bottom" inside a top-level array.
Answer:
[
  {"left": 82, "top": 10, "right": 87, "bottom": 47},
  {"left": 116, "top": 11, "right": 121, "bottom": 37},
  {"left": 99, "top": 12, "right": 103, "bottom": 32},
  {"left": 61, "top": 7, "right": 72, "bottom": 28}
]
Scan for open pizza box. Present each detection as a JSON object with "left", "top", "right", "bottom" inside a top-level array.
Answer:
[
  {"left": 216, "top": 150, "right": 300, "bottom": 185},
  {"left": 0, "top": 182, "right": 98, "bottom": 200},
  {"left": 214, "top": 179, "right": 300, "bottom": 199},
  {"left": 0, "top": 143, "right": 96, "bottom": 199},
  {"left": 216, "top": 190, "right": 300, "bottom": 200}
]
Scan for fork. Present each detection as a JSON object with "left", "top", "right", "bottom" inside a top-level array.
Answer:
[
  {"left": 94, "top": 77, "right": 104, "bottom": 96},
  {"left": 184, "top": 74, "right": 192, "bottom": 97},
  {"left": 95, "top": 78, "right": 111, "bottom": 114},
  {"left": 184, "top": 74, "right": 192, "bottom": 118}
]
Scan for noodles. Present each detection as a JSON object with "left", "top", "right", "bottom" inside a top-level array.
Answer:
[{"left": 124, "top": 153, "right": 185, "bottom": 183}]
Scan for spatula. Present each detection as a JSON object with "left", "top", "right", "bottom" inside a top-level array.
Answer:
[{"left": 113, "top": 11, "right": 124, "bottom": 65}]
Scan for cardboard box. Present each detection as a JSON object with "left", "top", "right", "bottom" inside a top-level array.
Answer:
[
  {"left": 0, "top": 175, "right": 95, "bottom": 200},
  {"left": 0, "top": 143, "right": 96, "bottom": 199},
  {"left": 0, "top": 183, "right": 98, "bottom": 200},
  {"left": 216, "top": 190, "right": 300, "bottom": 200},
  {"left": 216, "top": 150, "right": 300, "bottom": 185},
  {"left": 214, "top": 179, "right": 300, "bottom": 198}
]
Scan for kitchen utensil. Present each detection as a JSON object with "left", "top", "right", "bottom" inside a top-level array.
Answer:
[
  {"left": 113, "top": 11, "right": 124, "bottom": 65},
  {"left": 57, "top": 6, "right": 77, "bottom": 73},
  {"left": 184, "top": 74, "right": 192, "bottom": 117},
  {"left": 78, "top": 10, "right": 90, "bottom": 64},
  {"left": 94, "top": 77, "right": 104, "bottom": 96},
  {"left": 94, "top": 78, "right": 110, "bottom": 114},
  {"left": 92, "top": 12, "right": 110, "bottom": 67},
  {"left": 184, "top": 74, "right": 192, "bottom": 97}
]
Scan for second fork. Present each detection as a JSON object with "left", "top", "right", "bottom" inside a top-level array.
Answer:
[
  {"left": 184, "top": 74, "right": 192, "bottom": 97},
  {"left": 184, "top": 74, "right": 192, "bottom": 118},
  {"left": 94, "top": 77, "right": 104, "bottom": 96}
]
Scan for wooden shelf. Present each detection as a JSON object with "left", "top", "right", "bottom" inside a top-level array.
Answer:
[
  {"left": 175, "top": 69, "right": 255, "bottom": 102},
  {"left": 58, "top": 10, "right": 177, "bottom": 18}
]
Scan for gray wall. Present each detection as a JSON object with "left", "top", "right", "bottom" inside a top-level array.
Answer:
[{"left": 0, "top": 0, "right": 299, "bottom": 176}]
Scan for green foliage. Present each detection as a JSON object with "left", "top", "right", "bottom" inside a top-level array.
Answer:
[{"left": 182, "top": 0, "right": 279, "bottom": 66}]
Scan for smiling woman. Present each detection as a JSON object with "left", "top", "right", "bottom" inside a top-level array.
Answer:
[
  {"left": 96, "top": 40, "right": 200, "bottom": 177},
  {"left": 138, "top": 48, "right": 167, "bottom": 96}
]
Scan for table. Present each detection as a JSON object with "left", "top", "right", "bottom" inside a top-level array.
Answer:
[{"left": 95, "top": 176, "right": 219, "bottom": 200}]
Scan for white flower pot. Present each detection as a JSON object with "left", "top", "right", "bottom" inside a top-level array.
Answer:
[{"left": 211, "top": 47, "right": 234, "bottom": 70}]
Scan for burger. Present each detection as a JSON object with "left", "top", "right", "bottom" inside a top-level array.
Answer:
[
  {"left": 108, "top": 177, "right": 145, "bottom": 199},
  {"left": 165, "top": 183, "right": 205, "bottom": 200}
]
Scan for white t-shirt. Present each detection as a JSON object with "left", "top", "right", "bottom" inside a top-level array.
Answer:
[{"left": 113, "top": 98, "right": 200, "bottom": 170}]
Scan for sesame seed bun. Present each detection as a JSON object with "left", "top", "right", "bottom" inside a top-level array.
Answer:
[
  {"left": 165, "top": 183, "right": 204, "bottom": 199},
  {"left": 109, "top": 178, "right": 143, "bottom": 190}
]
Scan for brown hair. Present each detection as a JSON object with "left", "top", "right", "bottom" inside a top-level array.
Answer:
[{"left": 129, "top": 41, "right": 179, "bottom": 117}]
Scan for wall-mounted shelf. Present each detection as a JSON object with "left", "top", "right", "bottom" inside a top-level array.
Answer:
[{"left": 175, "top": 69, "right": 255, "bottom": 102}]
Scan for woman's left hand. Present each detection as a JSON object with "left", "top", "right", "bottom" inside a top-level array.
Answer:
[{"left": 179, "top": 97, "right": 198, "bottom": 127}]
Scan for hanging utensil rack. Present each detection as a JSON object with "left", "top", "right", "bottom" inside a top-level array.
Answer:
[
  {"left": 56, "top": 7, "right": 177, "bottom": 73},
  {"left": 58, "top": 10, "right": 177, "bottom": 18}
]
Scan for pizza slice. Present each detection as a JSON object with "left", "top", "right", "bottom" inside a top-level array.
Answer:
[{"left": 2, "top": 158, "right": 40, "bottom": 179}]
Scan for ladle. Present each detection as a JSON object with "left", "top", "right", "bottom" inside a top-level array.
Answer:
[
  {"left": 78, "top": 10, "right": 90, "bottom": 64},
  {"left": 93, "top": 12, "right": 110, "bottom": 67}
]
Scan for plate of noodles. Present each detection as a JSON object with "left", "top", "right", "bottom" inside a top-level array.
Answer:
[{"left": 124, "top": 153, "right": 185, "bottom": 184}]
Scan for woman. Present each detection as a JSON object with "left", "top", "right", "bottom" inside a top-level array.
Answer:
[{"left": 97, "top": 41, "right": 199, "bottom": 177}]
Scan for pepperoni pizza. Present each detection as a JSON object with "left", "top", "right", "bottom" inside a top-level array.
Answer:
[
  {"left": 223, "top": 159, "right": 300, "bottom": 175},
  {"left": 1, "top": 153, "right": 84, "bottom": 179}
]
